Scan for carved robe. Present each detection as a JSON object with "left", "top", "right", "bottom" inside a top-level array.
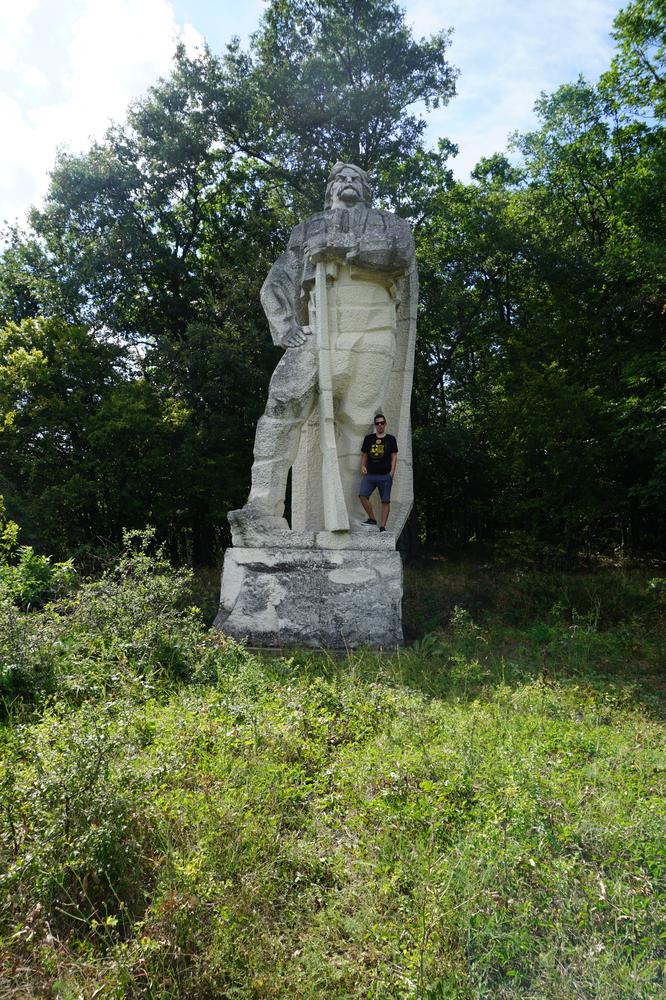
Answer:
[{"left": 254, "top": 203, "right": 418, "bottom": 539}]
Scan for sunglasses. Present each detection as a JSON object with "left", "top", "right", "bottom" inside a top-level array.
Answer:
[{"left": 374, "top": 420, "right": 385, "bottom": 426}]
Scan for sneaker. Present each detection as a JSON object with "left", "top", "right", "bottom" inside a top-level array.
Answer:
[
  {"left": 379, "top": 526, "right": 386, "bottom": 533},
  {"left": 362, "top": 518, "right": 377, "bottom": 527}
]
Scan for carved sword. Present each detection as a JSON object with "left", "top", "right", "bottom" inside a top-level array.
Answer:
[{"left": 314, "top": 259, "right": 349, "bottom": 532}]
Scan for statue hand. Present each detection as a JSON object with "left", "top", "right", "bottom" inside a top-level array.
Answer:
[
  {"left": 353, "top": 235, "right": 396, "bottom": 268},
  {"left": 281, "top": 325, "right": 311, "bottom": 348},
  {"left": 306, "top": 246, "right": 330, "bottom": 264},
  {"left": 306, "top": 234, "right": 358, "bottom": 263}
]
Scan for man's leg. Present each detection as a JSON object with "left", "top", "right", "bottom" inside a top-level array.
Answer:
[
  {"left": 380, "top": 501, "right": 390, "bottom": 529},
  {"left": 377, "top": 475, "right": 393, "bottom": 530},
  {"left": 358, "top": 478, "right": 391, "bottom": 529},
  {"left": 360, "top": 494, "right": 375, "bottom": 520},
  {"left": 358, "top": 475, "right": 379, "bottom": 524}
]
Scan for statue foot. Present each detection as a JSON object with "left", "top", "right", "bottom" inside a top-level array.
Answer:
[{"left": 228, "top": 503, "right": 289, "bottom": 543}]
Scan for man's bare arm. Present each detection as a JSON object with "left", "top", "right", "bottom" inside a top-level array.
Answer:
[{"left": 361, "top": 452, "right": 368, "bottom": 475}]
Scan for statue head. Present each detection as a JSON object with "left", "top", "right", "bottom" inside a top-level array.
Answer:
[{"left": 325, "top": 162, "right": 373, "bottom": 210}]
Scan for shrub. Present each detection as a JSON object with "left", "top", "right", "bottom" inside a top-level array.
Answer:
[
  {"left": 0, "top": 596, "right": 58, "bottom": 706},
  {"left": 54, "top": 528, "right": 199, "bottom": 684},
  {"left": 0, "top": 701, "right": 157, "bottom": 936},
  {"left": 0, "top": 496, "right": 75, "bottom": 609},
  {"left": 0, "top": 545, "right": 75, "bottom": 609},
  {"left": 0, "top": 527, "right": 247, "bottom": 709}
]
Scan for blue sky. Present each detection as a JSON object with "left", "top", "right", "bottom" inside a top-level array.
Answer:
[{"left": 1, "top": 0, "right": 624, "bottom": 228}]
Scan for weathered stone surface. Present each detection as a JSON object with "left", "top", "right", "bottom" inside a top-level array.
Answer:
[
  {"left": 217, "top": 163, "right": 416, "bottom": 648},
  {"left": 215, "top": 546, "right": 403, "bottom": 649},
  {"left": 229, "top": 517, "right": 397, "bottom": 550},
  {"left": 229, "top": 161, "right": 417, "bottom": 540}
]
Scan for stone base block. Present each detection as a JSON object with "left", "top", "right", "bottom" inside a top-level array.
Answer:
[
  {"left": 215, "top": 546, "right": 403, "bottom": 649},
  {"left": 229, "top": 518, "right": 397, "bottom": 550}
]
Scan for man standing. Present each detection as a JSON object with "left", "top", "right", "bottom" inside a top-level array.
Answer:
[
  {"left": 230, "top": 162, "right": 417, "bottom": 538},
  {"left": 359, "top": 414, "right": 397, "bottom": 532}
]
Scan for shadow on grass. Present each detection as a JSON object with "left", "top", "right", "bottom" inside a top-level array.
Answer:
[{"left": 256, "top": 639, "right": 665, "bottom": 720}]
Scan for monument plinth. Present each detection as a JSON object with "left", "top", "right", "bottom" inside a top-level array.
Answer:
[
  {"left": 216, "top": 163, "right": 417, "bottom": 649},
  {"left": 215, "top": 539, "right": 402, "bottom": 649}
]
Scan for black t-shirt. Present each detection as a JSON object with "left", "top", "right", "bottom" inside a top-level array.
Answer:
[{"left": 362, "top": 433, "right": 398, "bottom": 474}]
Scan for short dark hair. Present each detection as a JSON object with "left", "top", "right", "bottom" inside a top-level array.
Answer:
[{"left": 374, "top": 413, "right": 386, "bottom": 422}]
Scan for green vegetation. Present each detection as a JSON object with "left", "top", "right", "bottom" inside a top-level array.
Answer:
[
  {"left": 0, "top": 496, "right": 75, "bottom": 613},
  {"left": 1, "top": 537, "right": 664, "bottom": 997}
]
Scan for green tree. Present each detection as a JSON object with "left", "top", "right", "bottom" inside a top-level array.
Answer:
[
  {"left": 181, "top": 0, "right": 457, "bottom": 211},
  {"left": 0, "top": 317, "right": 125, "bottom": 553},
  {"left": 605, "top": 0, "right": 666, "bottom": 116},
  {"left": 409, "top": 41, "right": 666, "bottom": 556}
]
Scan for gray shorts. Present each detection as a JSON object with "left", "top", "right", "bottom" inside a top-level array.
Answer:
[{"left": 359, "top": 473, "right": 392, "bottom": 502}]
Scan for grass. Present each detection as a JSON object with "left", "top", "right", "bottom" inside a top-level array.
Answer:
[{"left": 0, "top": 550, "right": 664, "bottom": 998}]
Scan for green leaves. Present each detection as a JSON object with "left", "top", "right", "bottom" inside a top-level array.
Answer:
[
  {"left": 0, "top": 0, "right": 665, "bottom": 560},
  {"left": 605, "top": 0, "right": 666, "bottom": 117},
  {"left": 0, "top": 546, "right": 75, "bottom": 611},
  {"left": 181, "top": 0, "right": 457, "bottom": 211},
  {"left": 0, "top": 552, "right": 665, "bottom": 994},
  {"left": 406, "top": 12, "right": 666, "bottom": 555},
  {"left": 0, "top": 0, "right": 460, "bottom": 561}
]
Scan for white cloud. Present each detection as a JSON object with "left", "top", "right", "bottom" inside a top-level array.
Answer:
[
  {"left": 0, "top": 0, "right": 47, "bottom": 106},
  {"left": 0, "top": 0, "right": 41, "bottom": 71},
  {"left": 0, "top": 0, "right": 625, "bottom": 228},
  {"left": 405, "top": 0, "right": 450, "bottom": 36},
  {"left": 63, "top": 0, "right": 200, "bottom": 137},
  {"left": 0, "top": 0, "right": 203, "bottom": 228},
  {"left": 15, "top": 62, "right": 48, "bottom": 94},
  {"left": 180, "top": 21, "right": 206, "bottom": 58}
]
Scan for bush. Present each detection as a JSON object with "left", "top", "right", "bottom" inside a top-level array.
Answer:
[
  {"left": 53, "top": 528, "right": 201, "bottom": 689},
  {"left": 0, "top": 700, "right": 158, "bottom": 936},
  {"left": 0, "top": 596, "right": 58, "bottom": 706},
  {"left": 0, "top": 527, "right": 244, "bottom": 709},
  {"left": 0, "top": 557, "right": 664, "bottom": 997},
  {"left": 0, "top": 496, "right": 75, "bottom": 609},
  {"left": 0, "top": 545, "right": 75, "bottom": 609}
]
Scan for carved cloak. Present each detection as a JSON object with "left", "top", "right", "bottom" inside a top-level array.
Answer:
[{"left": 260, "top": 205, "right": 418, "bottom": 541}]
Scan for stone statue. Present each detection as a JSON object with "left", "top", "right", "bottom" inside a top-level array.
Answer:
[
  {"left": 230, "top": 162, "right": 417, "bottom": 541},
  {"left": 216, "top": 163, "right": 417, "bottom": 648}
]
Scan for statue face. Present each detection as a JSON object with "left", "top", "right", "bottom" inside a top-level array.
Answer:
[{"left": 329, "top": 167, "right": 366, "bottom": 209}]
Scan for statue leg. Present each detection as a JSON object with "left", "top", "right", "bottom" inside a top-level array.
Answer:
[{"left": 241, "top": 346, "right": 318, "bottom": 520}]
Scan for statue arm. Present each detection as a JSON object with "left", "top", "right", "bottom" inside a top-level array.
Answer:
[{"left": 260, "top": 246, "right": 310, "bottom": 348}]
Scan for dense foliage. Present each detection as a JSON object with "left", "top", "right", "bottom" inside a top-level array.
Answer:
[
  {"left": 2, "top": 9, "right": 664, "bottom": 992},
  {"left": 0, "top": 0, "right": 665, "bottom": 561}
]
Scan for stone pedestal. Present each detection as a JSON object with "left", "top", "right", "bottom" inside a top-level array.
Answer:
[{"left": 215, "top": 541, "right": 403, "bottom": 649}]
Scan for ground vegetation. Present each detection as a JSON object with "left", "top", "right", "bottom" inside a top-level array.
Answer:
[{"left": 0, "top": 533, "right": 664, "bottom": 998}]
